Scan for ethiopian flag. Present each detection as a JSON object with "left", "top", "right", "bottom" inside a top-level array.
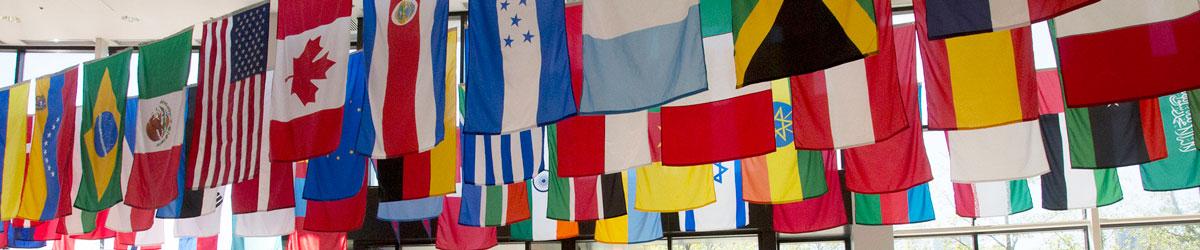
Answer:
[
  {"left": 75, "top": 50, "right": 131, "bottom": 212},
  {"left": 732, "top": 0, "right": 878, "bottom": 87}
]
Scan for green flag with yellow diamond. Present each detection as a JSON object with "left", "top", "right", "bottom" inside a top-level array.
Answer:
[{"left": 75, "top": 49, "right": 130, "bottom": 212}]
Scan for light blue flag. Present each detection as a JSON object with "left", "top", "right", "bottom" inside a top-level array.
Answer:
[{"left": 377, "top": 196, "right": 443, "bottom": 222}]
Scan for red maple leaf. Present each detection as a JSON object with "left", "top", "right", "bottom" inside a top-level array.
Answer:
[{"left": 287, "top": 37, "right": 335, "bottom": 105}]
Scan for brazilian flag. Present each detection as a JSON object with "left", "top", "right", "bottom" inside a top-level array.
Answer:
[
  {"left": 75, "top": 49, "right": 130, "bottom": 212},
  {"left": 732, "top": 0, "right": 878, "bottom": 87}
]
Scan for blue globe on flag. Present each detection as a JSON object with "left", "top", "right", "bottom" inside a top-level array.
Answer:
[{"left": 93, "top": 111, "right": 119, "bottom": 157}]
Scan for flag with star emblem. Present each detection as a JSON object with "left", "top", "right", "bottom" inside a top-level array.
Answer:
[
  {"left": 18, "top": 67, "right": 77, "bottom": 222},
  {"left": 76, "top": 49, "right": 131, "bottom": 212},
  {"left": 741, "top": 80, "right": 828, "bottom": 204},
  {"left": 678, "top": 161, "right": 749, "bottom": 232},
  {"left": 270, "top": 0, "right": 351, "bottom": 161},
  {"left": 127, "top": 28, "right": 190, "bottom": 209},
  {"left": 358, "top": 0, "right": 448, "bottom": 158},
  {"left": 0, "top": 82, "right": 30, "bottom": 220},
  {"left": 463, "top": 0, "right": 575, "bottom": 134},
  {"left": 304, "top": 51, "right": 368, "bottom": 201},
  {"left": 189, "top": 2, "right": 270, "bottom": 189},
  {"left": 659, "top": 0, "right": 773, "bottom": 166}
]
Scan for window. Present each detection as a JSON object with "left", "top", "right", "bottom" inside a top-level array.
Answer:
[
  {"left": 1103, "top": 224, "right": 1200, "bottom": 249},
  {"left": 21, "top": 51, "right": 93, "bottom": 82},
  {"left": 0, "top": 52, "right": 15, "bottom": 86},
  {"left": 895, "top": 235, "right": 973, "bottom": 250},
  {"left": 977, "top": 230, "right": 1087, "bottom": 250},
  {"left": 1099, "top": 167, "right": 1200, "bottom": 219},
  {"left": 578, "top": 240, "right": 668, "bottom": 250},
  {"left": 780, "top": 241, "right": 847, "bottom": 250},
  {"left": 672, "top": 236, "right": 757, "bottom": 249}
]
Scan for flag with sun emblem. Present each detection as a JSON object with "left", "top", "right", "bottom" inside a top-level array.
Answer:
[
  {"left": 76, "top": 49, "right": 131, "bottom": 212},
  {"left": 270, "top": 0, "right": 352, "bottom": 161},
  {"left": 128, "top": 28, "right": 191, "bottom": 209}
]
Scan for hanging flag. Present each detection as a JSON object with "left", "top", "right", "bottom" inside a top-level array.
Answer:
[
  {"left": 357, "top": 0, "right": 448, "bottom": 158},
  {"left": 1140, "top": 92, "right": 1200, "bottom": 191},
  {"left": 127, "top": 29, "right": 190, "bottom": 209},
  {"left": 288, "top": 218, "right": 347, "bottom": 250},
  {"left": 853, "top": 183, "right": 935, "bottom": 225},
  {"left": 302, "top": 164, "right": 367, "bottom": 232},
  {"left": 460, "top": 127, "right": 542, "bottom": 185},
  {"left": 179, "top": 236, "right": 219, "bottom": 250},
  {"left": 915, "top": 3, "right": 1039, "bottom": 130},
  {"left": 377, "top": 196, "right": 442, "bottom": 222},
  {"left": 115, "top": 218, "right": 165, "bottom": 248},
  {"left": 553, "top": 113, "right": 650, "bottom": 177},
  {"left": 19, "top": 67, "right": 77, "bottom": 221},
  {"left": 946, "top": 120, "right": 1050, "bottom": 183},
  {"left": 26, "top": 219, "right": 61, "bottom": 241},
  {"left": 1040, "top": 114, "right": 1123, "bottom": 210},
  {"left": 104, "top": 204, "right": 154, "bottom": 233},
  {"left": 188, "top": 2, "right": 270, "bottom": 189},
  {"left": 789, "top": 0, "right": 906, "bottom": 150},
  {"left": 953, "top": 179, "right": 1033, "bottom": 218},
  {"left": 594, "top": 171, "right": 662, "bottom": 244},
  {"left": 0, "top": 82, "right": 29, "bottom": 220},
  {"left": 106, "top": 109, "right": 153, "bottom": 234},
  {"left": 174, "top": 203, "right": 221, "bottom": 238},
  {"left": 76, "top": 50, "right": 131, "bottom": 212},
  {"left": 459, "top": 182, "right": 530, "bottom": 227},
  {"left": 436, "top": 197, "right": 497, "bottom": 250},
  {"left": 302, "top": 41, "right": 366, "bottom": 202},
  {"left": 463, "top": 0, "right": 575, "bottom": 134},
  {"left": 633, "top": 163, "right": 715, "bottom": 212},
  {"left": 545, "top": 127, "right": 626, "bottom": 221},
  {"left": 731, "top": 0, "right": 878, "bottom": 87},
  {"left": 842, "top": 23, "right": 933, "bottom": 194},
  {"left": 234, "top": 208, "right": 294, "bottom": 237},
  {"left": 578, "top": 0, "right": 707, "bottom": 114},
  {"left": 1035, "top": 69, "right": 1066, "bottom": 115},
  {"left": 1053, "top": 0, "right": 1200, "bottom": 108},
  {"left": 919, "top": 0, "right": 1097, "bottom": 40},
  {"left": 159, "top": 87, "right": 225, "bottom": 219},
  {"left": 659, "top": 0, "right": 773, "bottom": 166},
  {"left": 7, "top": 224, "right": 45, "bottom": 249},
  {"left": 741, "top": 80, "right": 828, "bottom": 204},
  {"left": 510, "top": 171, "right": 579, "bottom": 241},
  {"left": 773, "top": 158, "right": 847, "bottom": 234},
  {"left": 289, "top": 162, "right": 348, "bottom": 248},
  {"left": 1063, "top": 99, "right": 1166, "bottom": 169},
  {"left": 374, "top": 155, "right": 456, "bottom": 201},
  {"left": 270, "top": 0, "right": 352, "bottom": 161},
  {"left": 58, "top": 209, "right": 115, "bottom": 239},
  {"left": 231, "top": 162, "right": 294, "bottom": 214},
  {"left": 678, "top": 161, "right": 748, "bottom": 232}
]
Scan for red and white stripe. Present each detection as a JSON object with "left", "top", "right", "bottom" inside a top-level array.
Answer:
[{"left": 189, "top": 17, "right": 266, "bottom": 189}]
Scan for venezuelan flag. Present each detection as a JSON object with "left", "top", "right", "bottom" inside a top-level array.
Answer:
[{"left": 18, "top": 67, "right": 77, "bottom": 222}]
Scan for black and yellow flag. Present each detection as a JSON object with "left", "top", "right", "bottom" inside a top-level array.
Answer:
[{"left": 732, "top": 0, "right": 878, "bottom": 87}]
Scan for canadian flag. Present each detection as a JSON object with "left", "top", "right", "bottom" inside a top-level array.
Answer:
[{"left": 270, "top": 0, "right": 352, "bottom": 161}]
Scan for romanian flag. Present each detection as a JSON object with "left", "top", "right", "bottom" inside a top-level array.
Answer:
[
  {"left": 772, "top": 161, "right": 846, "bottom": 234},
  {"left": 19, "top": 67, "right": 77, "bottom": 221},
  {"left": 1039, "top": 114, "right": 1123, "bottom": 210},
  {"left": 633, "top": 163, "right": 715, "bottom": 213},
  {"left": 919, "top": 0, "right": 1097, "bottom": 40},
  {"left": 0, "top": 82, "right": 30, "bottom": 220},
  {"left": 732, "top": 0, "right": 878, "bottom": 87},
  {"left": 77, "top": 50, "right": 131, "bottom": 212},
  {"left": 953, "top": 179, "right": 1033, "bottom": 218},
  {"left": 593, "top": 171, "right": 662, "bottom": 244},
  {"left": 741, "top": 79, "right": 828, "bottom": 204},
  {"left": 1140, "top": 92, "right": 1200, "bottom": 191},
  {"left": 916, "top": 3, "right": 1039, "bottom": 130},
  {"left": 854, "top": 183, "right": 934, "bottom": 225},
  {"left": 1053, "top": 0, "right": 1200, "bottom": 107}
]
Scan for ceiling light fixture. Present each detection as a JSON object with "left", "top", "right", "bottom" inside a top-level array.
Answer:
[
  {"left": 0, "top": 16, "right": 20, "bottom": 23},
  {"left": 121, "top": 15, "right": 141, "bottom": 23}
]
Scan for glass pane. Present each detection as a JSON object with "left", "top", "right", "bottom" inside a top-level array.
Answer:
[
  {"left": 1103, "top": 223, "right": 1200, "bottom": 249},
  {"left": 894, "top": 235, "right": 974, "bottom": 250},
  {"left": 578, "top": 240, "right": 668, "bottom": 250},
  {"left": 673, "top": 235, "right": 758, "bottom": 249},
  {"left": 1099, "top": 167, "right": 1200, "bottom": 219},
  {"left": 974, "top": 175, "right": 1086, "bottom": 226},
  {"left": 895, "top": 132, "right": 973, "bottom": 230},
  {"left": 0, "top": 52, "right": 15, "bottom": 86},
  {"left": 21, "top": 51, "right": 93, "bottom": 82},
  {"left": 977, "top": 229, "right": 1087, "bottom": 250},
  {"left": 780, "top": 240, "right": 847, "bottom": 250}
]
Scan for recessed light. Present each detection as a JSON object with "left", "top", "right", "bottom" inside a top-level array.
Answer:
[
  {"left": 121, "top": 15, "right": 141, "bottom": 23},
  {"left": 0, "top": 16, "right": 20, "bottom": 23}
]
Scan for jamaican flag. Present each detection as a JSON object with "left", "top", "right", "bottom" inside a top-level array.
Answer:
[{"left": 732, "top": 0, "right": 878, "bottom": 87}]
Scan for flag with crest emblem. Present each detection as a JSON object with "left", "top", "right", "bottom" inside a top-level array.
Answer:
[
  {"left": 18, "top": 67, "right": 77, "bottom": 221},
  {"left": 128, "top": 28, "right": 190, "bottom": 209}
]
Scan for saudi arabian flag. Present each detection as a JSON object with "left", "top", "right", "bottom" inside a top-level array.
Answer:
[
  {"left": 76, "top": 50, "right": 130, "bottom": 212},
  {"left": 1140, "top": 92, "right": 1200, "bottom": 191}
]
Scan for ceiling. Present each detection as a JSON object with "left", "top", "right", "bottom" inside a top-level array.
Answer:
[{"left": 0, "top": 0, "right": 907, "bottom": 47}]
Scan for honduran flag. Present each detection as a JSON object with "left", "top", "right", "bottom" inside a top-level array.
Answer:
[
  {"left": 658, "top": 0, "right": 773, "bottom": 166},
  {"left": 678, "top": 161, "right": 748, "bottom": 232},
  {"left": 1053, "top": 0, "right": 1200, "bottom": 108},
  {"left": 459, "top": 182, "right": 530, "bottom": 227},
  {"left": 1063, "top": 96, "right": 1166, "bottom": 169},
  {"left": 1040, "top": 114, "right": 1123, "bottom": 210},
  {"left": 953, "top": 179, "right": 1033, "bottom": 218},
  {"left": 460, "top": 127, "right": 542, "bottom": 186},
  {"left": 231, "top": 161, "right": 294, "bottom": 214},
  {"left": 19, "top": 67, "right": 77, "bottom": 221},
  {"left": 740, "top": 80, "right": 828, "bottom": 204},
  {"left": 946, "top": 120, "right": 1050, "bottom": 183},
  {"left": 436, "top": 197, "right": 498, "bottom": 250},
  {"left": 463, "top": 0, "right": 575, "bottom": 134},
  {"left": 269, "top": 0, "right": 352, "bottom": 161},
  {"left": 919, "top": 0, "right": 1097, "bottom": 40},
  {"left": 731, "top": 0, "right": 879, "bottom": 88},
  {"left": 302, "top": 164, "right": 367, "bottom": 232},
  {"left": 545, "top": 138, "right": 626, "bottom": 221},
  {"left": 578, "top": 0, "right": 707, "bottom": 114},
  {"left": 916, "top": 3, "right": 1039, "bottom": 130},
  {"left": 128, "top": 29, "right": 190, "bottom": 209},
  {"left": 0, "top": 82, "right": 31, "bottom": 220},
  {"left": 773, "top": 160, "right": 847, "bottom": 234},
  {"left": 1140, "top": 92, "right": 1200, "bottom": 191},
  {"left": 854, "top": 183, "right": 935, "bottom": 225},
  {"left": 377, "top": 196, "right": 442, "bottom": 222},
  {"left": 842, "top": 24, "right": 934, "bottom": 194},
  {"left": 634, "top": 163, "right": 715, "bottom": 213},
  {"left": 510, "top": 171, "right": 579, "bottom": 241},
  {"left": 304, "top": 50, "right": 368, "bottom": 201},
  {"left": 358, "top": 0, "right": 448, "bottom": 158},
  {"left": 593, "top": 171, "right": 663, "bottom": 244},
  {"left": 789, "top": 0, "right": 907, "bottom": 150}
]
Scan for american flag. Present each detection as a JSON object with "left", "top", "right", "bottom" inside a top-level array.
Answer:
[{"left": 188, "top": 2, "right": 270, "bottom": 189}]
